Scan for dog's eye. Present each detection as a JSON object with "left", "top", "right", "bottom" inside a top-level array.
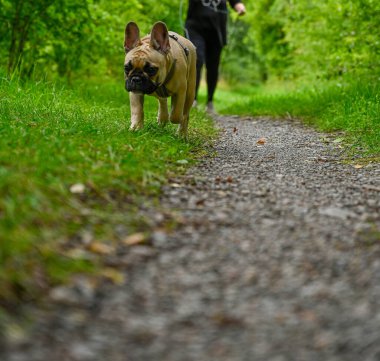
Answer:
[
  {"left": 143, "top": 64, "right": 158, "bottom": 76},
  {"left": 124, "top": 63, "right": 132, "bottom": 73}
]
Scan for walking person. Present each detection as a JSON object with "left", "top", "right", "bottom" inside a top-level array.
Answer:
[{"left": 185, "top": 0, "right": 246, "bottom": 113}]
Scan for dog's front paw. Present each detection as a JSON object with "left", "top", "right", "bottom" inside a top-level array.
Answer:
[
  {"left": 129, "top": 122, "right": 143, "bottom": 131},
  {"left": 157, "top": 117, "right": 169, "bottom": 127}
]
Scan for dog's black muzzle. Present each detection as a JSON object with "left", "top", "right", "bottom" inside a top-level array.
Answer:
[{"left": 125, "top": 73, "right": 158, "bottom": 95}]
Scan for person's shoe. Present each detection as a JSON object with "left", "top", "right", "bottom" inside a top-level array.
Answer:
[{"left": 206, "top": 101, "right": 216, "bottom": 115}]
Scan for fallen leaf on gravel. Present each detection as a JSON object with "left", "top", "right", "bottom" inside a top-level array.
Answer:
[
  {"left": 353, "top": 164, "right": 364, "bottom": 169},
  {"left": 226, "top": 176, "right": 233, "bottom": 183},
  {"left": 257, "top": 138, "right": 266, "bottom": 145},
  {"left": 212, "top": 312, "right": 244, "bottom": 327},
  {"left": 196, "top": 198, "right": 206, "bottom": 206},
  {"left": 70, "top": 183, "right": 86, "bottom": 194},
  {"left": 100, "top": 268, "right": 125, "bottom": 284},
  {"left": 88, "top": 242, "right": 114, "bottom": 255},
  {"left": 233, "top": 127, "right": 238, "bottom": 133},
  {"left": 316, "top": 156, "right": 328, "bottom": 162},
  {"left": 123, "top": 232, "right": 147, "bottom": 246}
]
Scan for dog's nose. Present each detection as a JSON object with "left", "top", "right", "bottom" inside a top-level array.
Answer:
[{"left": 131, "top": 76, "right": 142, "bottom": 84}]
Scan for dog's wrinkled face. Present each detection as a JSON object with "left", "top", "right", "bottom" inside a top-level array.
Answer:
[
  {"left": 124, "top": 48, "right": 160, "bottom": 94},
  {"left": 124, "top": 22, "right": 170, "bottom": 94}
]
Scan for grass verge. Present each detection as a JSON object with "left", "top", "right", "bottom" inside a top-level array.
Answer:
[
  {"left": 215, "top": 80, "right": 380, "bottom": 155},
  {"left": 0, "top": 76, "right": 216, "bottom": 311}
]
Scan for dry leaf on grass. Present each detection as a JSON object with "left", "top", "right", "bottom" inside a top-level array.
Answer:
[
  {"left": 64, "top": 248, "right": 92, "bottom": 260},
  {"left": 124, "top": 144, "right": 134, "bottom": 151},
  {"left": 123, "top": 232, "right": 147, "bottom": 246},
  {"left": 88, "top": 242, "right": 114, "bottom": 255},
  {"left": 70, "top": 183, "right": 86, "bottom": 194}
]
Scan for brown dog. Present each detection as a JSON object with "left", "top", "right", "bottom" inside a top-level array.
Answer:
[{"left": 124, "top": 21, "right": 196, "bottom": 138}]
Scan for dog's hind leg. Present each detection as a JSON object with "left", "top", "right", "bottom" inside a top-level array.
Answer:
[
  {"left": 169, "top": 93, "right": 185, "bottom": 125},
  {"left": 178, "top": 113, "right": 189, "bottom": 139},
  {"left": 180, "top": 74, "right": 196, "bottom": 139},
  {"left": 129, "top": 93, "right": 144, "bottom": 130},
  {"left": 157, "top": 97, "right": 169, "bottom": 126},
  {"left": 179, "top": 92, "right": 194, "bottom": 139},
  {"left": 170, "top": 93, "right": 188, "bottom": 138},
  {"left": 180, "top": 52, "right": 196, "bottom": 139}
]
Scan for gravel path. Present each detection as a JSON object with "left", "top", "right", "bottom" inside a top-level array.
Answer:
[{"left": 2, "top": 115, "right": 380, "bottom": 361}]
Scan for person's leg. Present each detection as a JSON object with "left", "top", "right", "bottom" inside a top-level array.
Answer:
[
  {"left": 185, "top": 27, "right": 206, "bottom": 101},
  {"left": 205, "top": 42, "right": 223, "bottom": 104}
]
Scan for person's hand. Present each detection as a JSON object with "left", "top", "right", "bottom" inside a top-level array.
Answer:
[{"left": 234, "top": 2, "right": 246, "bottom": 16}]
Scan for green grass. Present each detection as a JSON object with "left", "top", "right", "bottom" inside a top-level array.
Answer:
[
  {"left": 0, "top": 76, "right": 216, "bottom": 308},
  {"left": 215, "top": 80, "right": 380, "bottom": 155}
]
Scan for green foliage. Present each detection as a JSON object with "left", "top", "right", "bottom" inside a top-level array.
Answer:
[
  {"left": 0, "top": 0, "right": 181, "bottom": 79},
  {"left": 282, "top": 0, "right": 380, "bottom": 80},
  {"left": 1, "top": 0, "right": 94, "bottom": 77},
  {"left": 221, "top": 0, "right": 289, "bottom": 83},
  {"left": 1, "top": 0, "right": 379, "bottom": 84},
  {"left": 222, "top": 0, "right": 380, "bottom": 84},
  {"left": 0, "top": 75, "right": 216, "bottom": 305},
  {"left": 221, "top": 17, "right": 263, "bottom": 85}
]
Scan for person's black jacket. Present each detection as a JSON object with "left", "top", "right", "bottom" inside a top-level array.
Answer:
[{"left": 185, "top": 0, "right": 243, "bottom": 46}]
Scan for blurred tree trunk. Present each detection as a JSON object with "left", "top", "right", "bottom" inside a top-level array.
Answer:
[
  {"left": 7, "top": 0, "right": 54, "bottom": 76},
  {"left": 7, "top": 0, "right": 25, "bottom": 74}
]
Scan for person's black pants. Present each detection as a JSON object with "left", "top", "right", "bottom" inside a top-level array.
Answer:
[{"left": 185, "top": 26, "right": 223, "bottom": 103}]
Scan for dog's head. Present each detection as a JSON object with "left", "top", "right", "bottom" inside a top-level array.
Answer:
[{"left": 124, "top": 22, "right": 171, "bottom": 94}]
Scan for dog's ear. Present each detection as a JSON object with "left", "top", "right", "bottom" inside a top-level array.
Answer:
[
  {"left": 150, "top": 22, "right": 170, "bottom": 54},
  {"left": 124, "top": 22, "right": 141, "bottom": 52}
]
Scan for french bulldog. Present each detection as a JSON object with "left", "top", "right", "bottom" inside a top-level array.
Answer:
[{"left": 124, "top": 21, "right": 197, "bottom": 138}]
